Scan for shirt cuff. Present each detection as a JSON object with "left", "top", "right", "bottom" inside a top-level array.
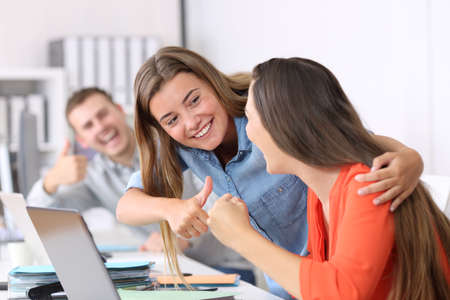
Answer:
[
  {"left": 26, "top": 178, "right": 58, "bottom": 207},
  {"left": 126, "top": 171, "right": 144, "bottom": 191}
]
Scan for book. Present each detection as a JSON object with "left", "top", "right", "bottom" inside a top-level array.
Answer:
[
  {"left": 118, "top": 290, "right": 237, "bottom": 300},
  {"left": 49, "top": 37, "right": 80, "bottom": 93},
  {"left": 8, "top": 95, "right": 25, "bottom": 147},
  {"left": 144, "top": 36, "right": 160, "bottom": 60},
  {"left": 80, "top": 36, "right": 96, "bottom": 87},
  {"left": 156, "top": 274, "right": 240, "bottom": 286},
  {"left": 112, "top": 37, "right": 128, "bottom": 106},
  {"left": 97, "top": 36, "right": 112, "bottom": 93},
  {"left": 26, "top": 94, "right": 47, "bottom": 143},
  {"left": 128, "top": 36, "right": 145, "bottom": 106},
  {"left": 8, "top": 261, "right": 154, "bottom": 299},
  {"left": 0, "top": 96, "right": 8, "bottom": 142}
]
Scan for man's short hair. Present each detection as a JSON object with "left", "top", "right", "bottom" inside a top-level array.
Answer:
[{"left": 65, "top": 87, "right": 114, "bottom": 122}]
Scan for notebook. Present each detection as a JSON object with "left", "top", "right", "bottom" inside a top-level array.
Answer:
[
  {"left": 8, "top": 261, "right": 152, "bottom": 299},
  {"left": 156, "top": 274, "right": 239, "bottom": 286}
]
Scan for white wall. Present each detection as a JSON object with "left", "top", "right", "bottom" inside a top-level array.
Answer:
[
  {"left": 0, "top": 0, "right": 181, "bottom": 67},
  {"left": 0, "top": 0, "right": 181, "bottom": 172},
  {"left": 430, "top": 0, "right": 450, "bottom": 176},
  {"left": 186, "top": 0, "right": 450, "bottom": 176}
]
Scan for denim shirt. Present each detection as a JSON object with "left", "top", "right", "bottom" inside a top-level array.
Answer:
[{"left": 127, "top": 117, "right": 309, "bottom": 256}]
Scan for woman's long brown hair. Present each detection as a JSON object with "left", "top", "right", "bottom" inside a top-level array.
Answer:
[
  {"left": 133, "top": 46, "right": 251, "bottom": 279},
  {"left": 252, "top": 57, "right": 449, "bottom": 299}
]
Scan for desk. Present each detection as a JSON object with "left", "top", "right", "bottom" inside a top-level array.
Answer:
[{"left": 0, "top": 251, "right": 282, "bottom": 300}]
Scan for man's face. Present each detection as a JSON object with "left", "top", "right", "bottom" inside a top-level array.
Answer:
[{"left": 68, "top": 93, "right": 132, "bottom": 158}]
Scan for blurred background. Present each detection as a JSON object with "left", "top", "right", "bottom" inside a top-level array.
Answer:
[{"left": 0, "top": 0, "right": 449, "bottom": 198}]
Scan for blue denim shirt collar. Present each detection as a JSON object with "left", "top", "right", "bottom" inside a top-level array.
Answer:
[
  {"left": 180, "top": 116, "right": 251, "bottom": 161},
  {"left": 234, "top": 116, "right": 252, "bottom": 152}
]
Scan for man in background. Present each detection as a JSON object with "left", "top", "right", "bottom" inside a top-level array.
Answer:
[{"left": 27, "top": 87, "right": 159, "bottom": 247}]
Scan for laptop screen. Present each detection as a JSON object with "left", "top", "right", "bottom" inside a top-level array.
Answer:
[
  {"left": 0, "top": 193, "right": 49, "bottom": 264},
  {"left": 27, "top": 206, "right": 120, "bottom": 300}
]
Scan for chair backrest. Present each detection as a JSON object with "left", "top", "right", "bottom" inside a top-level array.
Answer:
[{"left": 420, "top": 174, "right": 450, "bottom": 218}]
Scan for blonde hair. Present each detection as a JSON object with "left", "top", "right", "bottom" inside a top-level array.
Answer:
[{"left": 134, "top": 46, "right": 251, "bottom": 280}]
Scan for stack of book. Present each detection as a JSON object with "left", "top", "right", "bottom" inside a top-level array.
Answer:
[
  {"left": 0, "top": 94, "right": 47, "bottom": 149},
  {"left": 8, "top": 261, "right": 154, "bottom": 299},
  {"left": 49, "top": 36, "right": 161, "bottom": 110}
]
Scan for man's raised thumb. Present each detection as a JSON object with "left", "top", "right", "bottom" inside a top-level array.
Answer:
[{"left": 59, "top": 139, "right": 71, "bottom": 157}]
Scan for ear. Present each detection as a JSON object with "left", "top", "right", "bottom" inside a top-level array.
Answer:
[
  {"left": 115, "top": 103, "right": 124, "bottom": 113},
  {"left": 75, "top": 134, "right": 89, "bottom": 149}
]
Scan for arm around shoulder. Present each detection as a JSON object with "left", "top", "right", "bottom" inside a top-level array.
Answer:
[{"left": 372, "top": 134, "right": 423, "bottom": 173}]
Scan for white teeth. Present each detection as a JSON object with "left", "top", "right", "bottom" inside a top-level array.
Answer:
[
  {"left": 194, "top": 122, "right": 211, "bottom": 138},
  {"left": 100, "top": 130, "right": 116, "bottom": 143}
]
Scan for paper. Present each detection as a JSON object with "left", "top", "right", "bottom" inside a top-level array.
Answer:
[
  {"left": 97, "top": 244, "right": 138, "bottom": 253},
  {"left": 9, "top": 261, "right": 152, "bottom": 275},
  {"left": 118, "top": 289, "right": 237, "bottom": 300},
  {"left": 156, "top": 274, "right": 239, "bottom": 285}
]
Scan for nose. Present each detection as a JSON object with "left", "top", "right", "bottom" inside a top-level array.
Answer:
[
  {"left": 185, "top": 113, "right": 201, "bottom": 133},
  {"left": 92, "top": 118, "right": 107, "bottom": 134}
]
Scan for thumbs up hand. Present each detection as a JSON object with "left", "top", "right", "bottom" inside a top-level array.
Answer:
[
  {"left": 43, "top": 139, "right": 88, "bottom": 194},
  {"left": 166, "top": 176, "right": 213, "bottom": 239},
  {"left": 193, "top": 175, "right": 213, "bottom": 208}
]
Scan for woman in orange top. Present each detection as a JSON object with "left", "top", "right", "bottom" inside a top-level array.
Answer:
[{"left": 208, "top": 57, "right": 450, "bottom": 299}]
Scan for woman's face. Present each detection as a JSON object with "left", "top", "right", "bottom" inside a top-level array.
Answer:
[
  {"left": 149, "top": 72, "right": 231, "bottom": 151},
  {"left": 246, "top": 82, "right": 291, "bottom": 174}
]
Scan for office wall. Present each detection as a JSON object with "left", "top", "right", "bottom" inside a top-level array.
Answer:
[
  {"left": 186, "top": 0, "right": 450, "bottom": 175},
  {"left": 0, "top": 0, "right": 181, "bottom": 67},
  {"left": 430, "top": 0, "right": 450, "bottom": 177}
]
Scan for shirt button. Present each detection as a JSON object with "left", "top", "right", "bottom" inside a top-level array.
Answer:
[
  {"left": 278, "top": 188, "right": 283, "bottom": 193},
  {"left": 226, "top": 177, "right": 230, "bottom": 182}
]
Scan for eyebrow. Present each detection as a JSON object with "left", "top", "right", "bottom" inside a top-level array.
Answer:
[
  {"left": 159, "top": 88, "right": 199, "bottom": 122},
  {"left": 81, "top": 107, "right": 108, "bottom": 128}
]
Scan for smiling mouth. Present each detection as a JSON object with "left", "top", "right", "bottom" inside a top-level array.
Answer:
[
  {"left": 193, "top": 121, "right": 212, "bottom": 138},
  {"left": 99, "top": 129, "right": 118, "bottom": 144}
]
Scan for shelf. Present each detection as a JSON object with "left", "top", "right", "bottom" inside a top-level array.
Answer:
[
  {"left": 0, "top": 68, "right": 68, "bottom": 160},
  {"left": 0, "top": 68, "right": 65, "bottom": 80},
  {"left": 8, "top": 143, "right": 58, "bottom": 153}
]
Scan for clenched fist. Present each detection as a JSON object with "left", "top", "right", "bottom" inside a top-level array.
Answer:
[{"left": 207, "top": 194, "right": 253, "bottom": 251}]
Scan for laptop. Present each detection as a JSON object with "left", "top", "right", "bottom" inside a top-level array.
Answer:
[
  {"left": 27, "top": 206, "right": 120, "bottom": 300},
  {"left": 0, "top": 193, "right": 50, "bottom": 265}
]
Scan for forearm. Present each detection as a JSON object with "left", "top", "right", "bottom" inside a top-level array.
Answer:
[
  {"left": 233, "top": 228, "right": 303, "bottom": 299},
  {"left": 27, "top": 178, "right": 58, "bottom": 207},
  {"left": 116, "top": 188, "right": 177, "bottom": 226},
  {"left": 43, "top": 168, "right": 61, "bottom": 194},
  {"left": 372, "top": 134, "right": 423, "bottom": 174},
  {"left": 372, "top": 134, "right": 407, "bottom": 151}
]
